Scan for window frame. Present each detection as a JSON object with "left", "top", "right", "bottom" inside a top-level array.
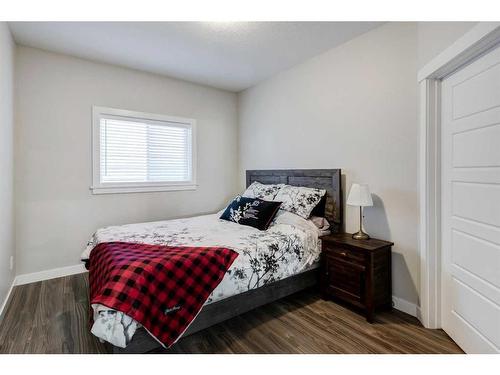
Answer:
[{"left": 91, "top": 106, "right": 197, "bottom": 194}]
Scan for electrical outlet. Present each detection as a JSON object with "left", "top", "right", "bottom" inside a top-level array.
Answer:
[{"left": 9, "top": 255, "right": 14, "bottom": 271}]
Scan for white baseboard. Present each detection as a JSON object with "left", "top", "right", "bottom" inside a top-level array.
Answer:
[
  {"left": 0, "top": 279, "right": 15, "bottom": 320},
  {"left": 14, "top": 264, "right": 87, "bottom": 286},
  {"left": 416, "top": 305, "right": 422, "bottom": 322},
  {"left": 392, "top": 295, "right": 419, "bottom": 317}
]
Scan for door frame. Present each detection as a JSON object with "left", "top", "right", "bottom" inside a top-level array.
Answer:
[{"left": 418, "top": 22, "right": 500, "bottom": 328}]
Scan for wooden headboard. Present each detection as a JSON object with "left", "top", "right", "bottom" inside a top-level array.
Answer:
[{"left": 246, "top": 169, "right": 342, "bottom": 233}]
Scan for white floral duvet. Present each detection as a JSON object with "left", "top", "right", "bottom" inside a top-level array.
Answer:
[{"left": 82, "top": 210, "right": 323, "bottom": 348}]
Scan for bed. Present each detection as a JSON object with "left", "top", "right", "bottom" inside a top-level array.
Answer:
[{"left": 84, "top": 169, "right": 342, "bottom": 353}]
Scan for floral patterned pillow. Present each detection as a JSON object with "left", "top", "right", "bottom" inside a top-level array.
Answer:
[
  {"left": 220, "top": 196, "right": 282, "bottom": 230},
  {"left": 273, "top": 185, "right": 326, "bottom": 219},
  {"left": 242, "top": 181, "right": 284, "bottom": 201}
]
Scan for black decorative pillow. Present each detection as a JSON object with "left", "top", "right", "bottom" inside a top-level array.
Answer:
[
  {"left": 310, "top": 194, "right": 327, "bottom": 217},
  {"left": 220, "top": 196, "right": 282, "bottom": 230}
]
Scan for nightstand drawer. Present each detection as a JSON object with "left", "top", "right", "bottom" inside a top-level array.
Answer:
[
  {"left": 324, "top": 245, "right": 366, "bottom": 266},
  {"left": 325, "top": 256, "right": 366, "bottom": 304}
]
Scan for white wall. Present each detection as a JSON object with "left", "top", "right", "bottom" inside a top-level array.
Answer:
[
  {"left": 417, "top": 22, "right": 477, "bottom": 69},
  {"left": 238, "top": 21, "right": 481, "bottom": 307},
  {"left": 238, "top": 23, "right": 420, "bottom": 305},
  {"left": 0, "top": 23, "right": 15, "bottom": 312},
  {"left": 15, "top": 46, "right": 239, "bottom": 275}
]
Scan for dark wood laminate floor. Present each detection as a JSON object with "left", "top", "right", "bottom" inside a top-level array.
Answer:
[{"left": 0, "top": 273, "right": 462, "bottom": 354}]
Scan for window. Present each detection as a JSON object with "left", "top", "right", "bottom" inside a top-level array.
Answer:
[{"left": 91, "top": 106, "right": 196, "bottom": 194}]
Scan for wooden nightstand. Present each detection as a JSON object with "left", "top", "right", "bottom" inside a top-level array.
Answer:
[{"left": 320, "top": 233, "right": 393, "bottom": 322}]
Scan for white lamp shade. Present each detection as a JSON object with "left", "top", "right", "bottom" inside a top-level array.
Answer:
[{"left": 346, "top": 183, "right": 373, "bottom": 207}]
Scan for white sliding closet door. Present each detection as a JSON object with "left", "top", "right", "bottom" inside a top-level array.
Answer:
[{"left": 441, "top": 45, "right": 500, "bottom": 354}]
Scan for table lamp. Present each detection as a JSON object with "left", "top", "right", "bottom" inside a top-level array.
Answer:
[{"left": 346, "top": 183, "right": 373, "bottom": 240}]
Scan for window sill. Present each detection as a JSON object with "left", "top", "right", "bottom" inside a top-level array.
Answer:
[{"left": 90, "top": 184, "right": 197, "bottom": 195}]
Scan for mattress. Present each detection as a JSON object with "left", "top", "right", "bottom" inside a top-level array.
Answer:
[{"left": 82, "top": 209, "right": 323, "bottom": 348}]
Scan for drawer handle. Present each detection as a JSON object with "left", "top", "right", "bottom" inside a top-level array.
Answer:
[{"left": 339, "top": 251, "right": 347, "bottom": 257}]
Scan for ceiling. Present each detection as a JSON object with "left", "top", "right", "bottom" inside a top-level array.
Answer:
[{"left": 9, "top": 22, "right": 383, "bottom": 92}]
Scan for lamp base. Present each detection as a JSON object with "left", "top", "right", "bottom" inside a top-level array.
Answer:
[{"left": 352, "top": 230, "right": 370, "bottom": 240}]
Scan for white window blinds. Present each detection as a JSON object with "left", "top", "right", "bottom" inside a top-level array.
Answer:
[{"left": 92, "top": 107, "right": 195, "bottom": 194}]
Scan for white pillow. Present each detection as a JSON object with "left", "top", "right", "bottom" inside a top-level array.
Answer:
[
  {"left": 271, "top": 209, "right": 320, "bottom": 234},
  {"left": 273, "top": 185, "right": 326, "bottom": 219},
  {"left": 242, "top": 181, "right": 283, "bottom": 201},
  {"left": 310, "top": 216, "right": 330, "bottom": 231}
]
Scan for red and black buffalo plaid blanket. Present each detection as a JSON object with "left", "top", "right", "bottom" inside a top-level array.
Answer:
[{"left": 89, "top": 242, "right": 238, "bottom": 348}]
